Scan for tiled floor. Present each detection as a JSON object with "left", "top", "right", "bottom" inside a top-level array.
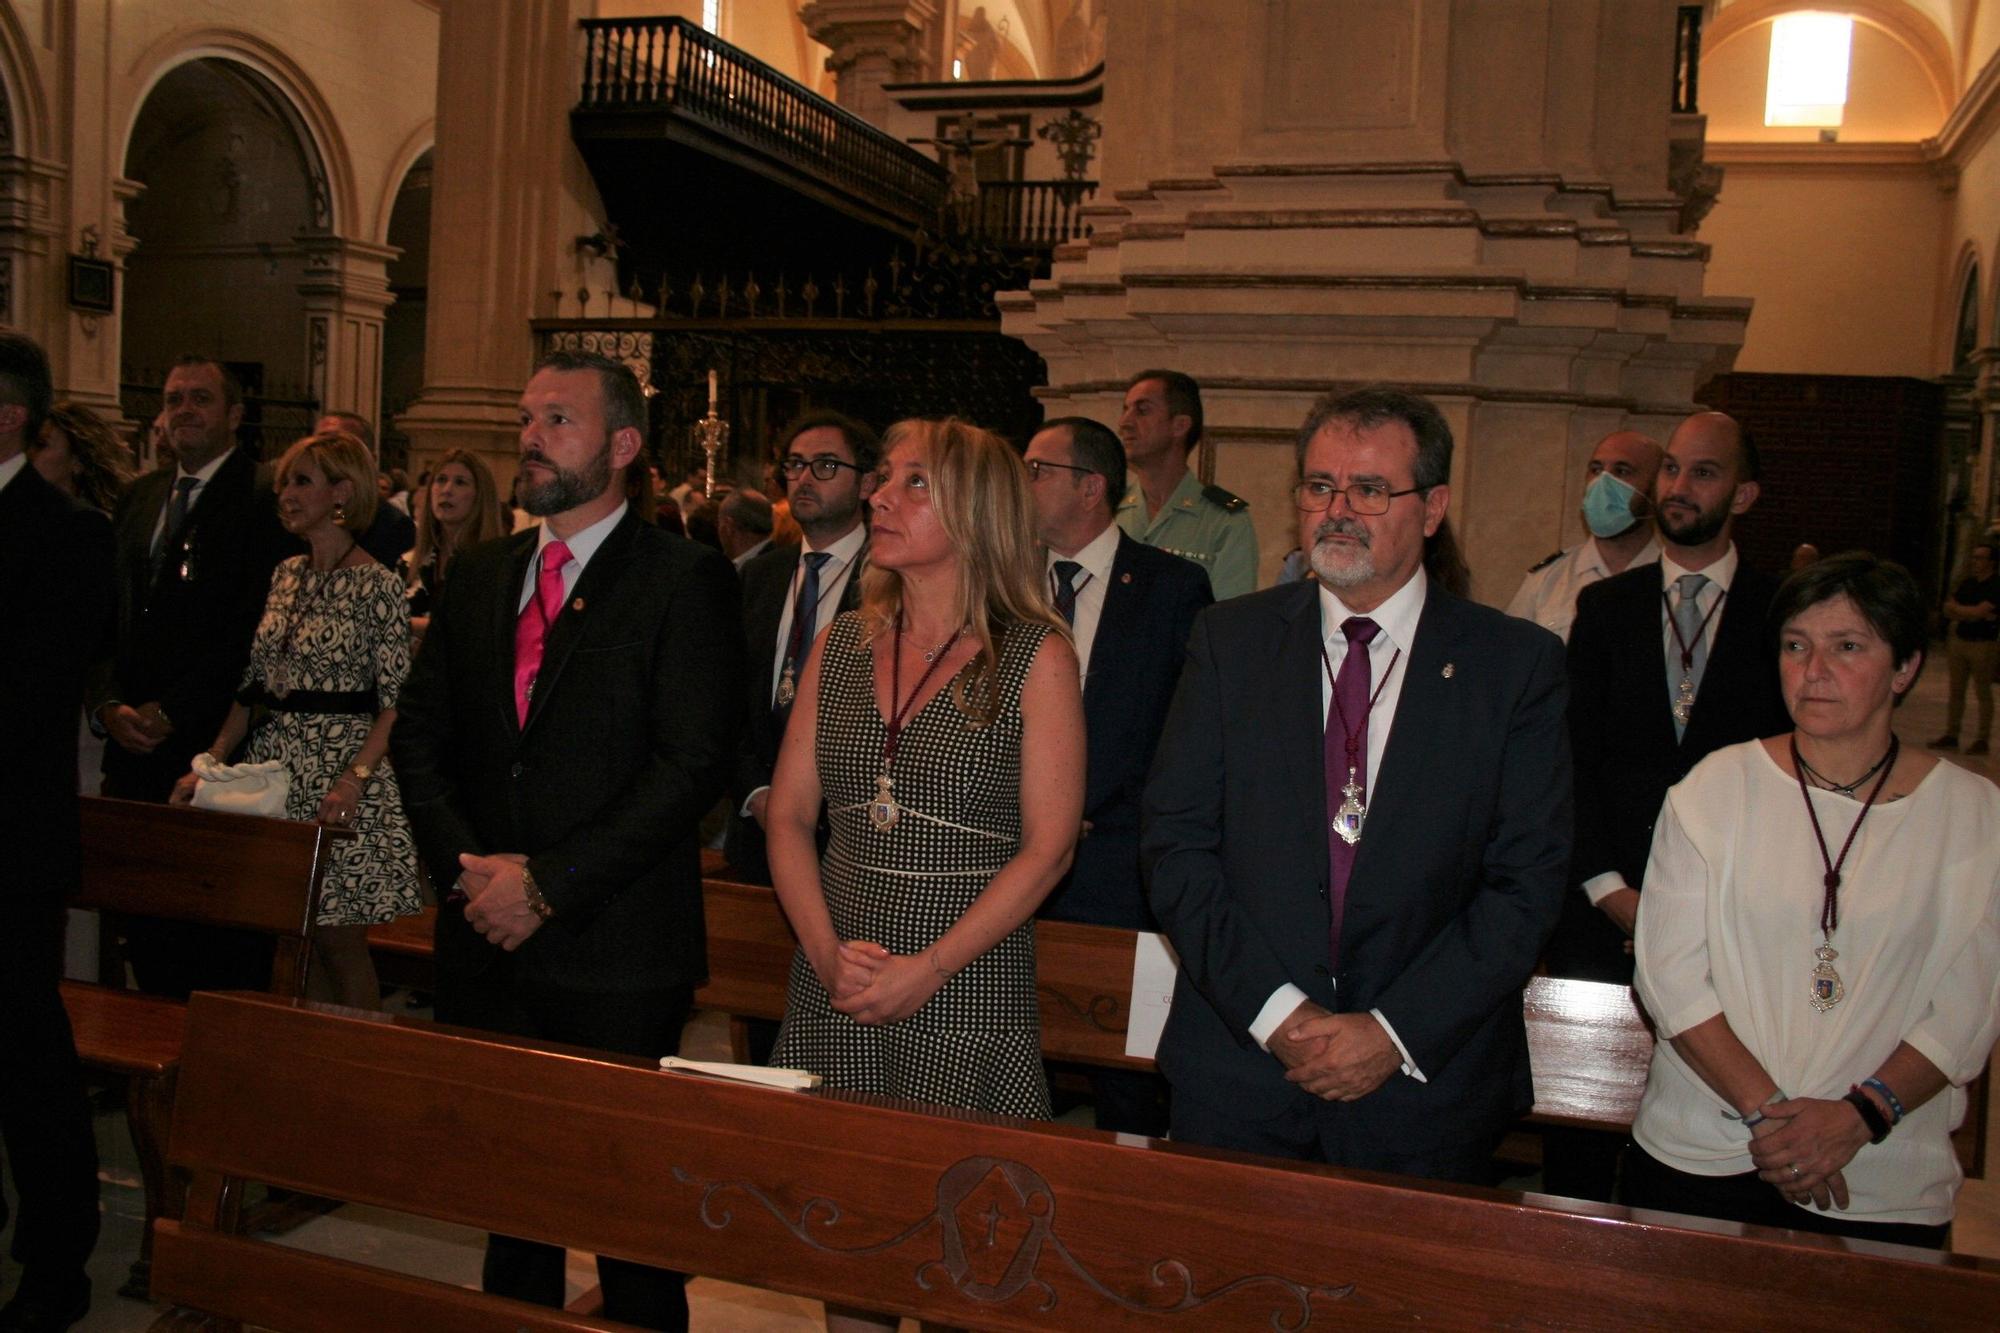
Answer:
[{"left": 7, "top": 657, "right": 1999, "bottom": 1330}]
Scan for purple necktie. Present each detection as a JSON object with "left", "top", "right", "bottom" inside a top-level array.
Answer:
[{"left": 1324, "top": 615, "right": 1380, "bottom": 967}]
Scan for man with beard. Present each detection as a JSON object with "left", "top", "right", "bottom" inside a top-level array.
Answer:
[
  {"left": 391, "top": 351, "right": 741, "bottom": 1331},
  {"left": 1142, "top": 387, "right": 1569, "bottom": 1183},
  {"left": 1556, "top": 411, "right": 1789, "bottom": 987},
  {"left": 725, "top": 409, "right": 879, "bottom": 885},
  {"left": 1506, "top": 431, "right": 1663, "bottom": 642}
]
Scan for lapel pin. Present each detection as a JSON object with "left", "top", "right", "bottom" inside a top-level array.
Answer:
[
  {"left": 1442, "top": 663, "right": 1455, "bottom": 678},
  {"left": 571, "top": 597, "right": 586, "bottom": 613},
  {"left": 1120, "top": 572, "right": 1132, "bottom": 584}
]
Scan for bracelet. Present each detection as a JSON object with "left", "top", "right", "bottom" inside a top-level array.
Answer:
[
  {"left": 333, "top": 774, "right": 362, "bottom": 791},
  {"left": 520, "top": 866, "right": 555, "bottom": 921},
  {"left": 1845, "top": 1087, "right": 1892, "bottom": 1144},
  {"left": 1861, "top": 1076, "right": 1906, "bottom": 1124},
  {"left": 1722, "top": 1088, "right": 1788, "bottom": 1127}
]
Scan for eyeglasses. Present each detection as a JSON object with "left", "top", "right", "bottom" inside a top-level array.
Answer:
[
  {"left": 782, "top": 455, "right": 865, "bottom": 481},
  {"left": 1026, "top": 459, "right": 1098, "bottom": 483},
  {"left": 1291, "top": 479, "right": 1425, "bottom": 515}
]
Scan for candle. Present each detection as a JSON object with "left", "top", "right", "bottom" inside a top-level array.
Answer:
[{"left": 707, "top": 369, "right": 718, "bottom": 412}]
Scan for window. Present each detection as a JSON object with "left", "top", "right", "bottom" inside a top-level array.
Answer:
[
  {"left": 701, "top": 0, "right": 721, "bottom": 36},
  {"left": 1765, "top": 12, "right": 1853, "bottom": 128}
]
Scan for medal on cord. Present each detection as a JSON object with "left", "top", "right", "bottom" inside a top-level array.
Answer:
[
  {"left": 1663, "top": 585, "right": 1728, "bottom": 725},
  {"left": 868, "top": 618, "right": 967, "bottom": 833},
  {"left": 1789, "top": 732, "right": 1898, "bottom": 1012},
  {"left": 1320, "top": 642, "right": 1400, "bottom": 845},
  {"left": 775, "top": 566, "right": 840, "bottom": 709}
]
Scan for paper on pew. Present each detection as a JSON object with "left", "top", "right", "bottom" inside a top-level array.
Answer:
[
  {"left": 1125, "top": 931, "right": 1179, "bottom": 1060},
  {"left": 659, "top": 1056, "right": 822, "bottom": 1090}
]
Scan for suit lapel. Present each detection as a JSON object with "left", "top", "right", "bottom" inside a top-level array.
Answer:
[
  {"left": 519, "top": 512, "right": 641, "bottom": 734},
  {"left": 1273, "top": 583, "right": 1331, "bottom": 883},
  {"left": 1086, "top": 534, "right": 1144, "bottom": 703},
  {"left": 1684, "top": 567, "right": 1766, "bottom": 752},
  {"left": 494, "top": 530, "right": 539, "bottom": 736},
  {"left": 1353, "top": 588, "right": 1461, "bottom": 884}
]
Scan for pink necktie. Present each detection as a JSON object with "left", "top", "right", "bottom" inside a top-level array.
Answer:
[{"left": 513, "top": 539, "right": 572, "bottom": 726}]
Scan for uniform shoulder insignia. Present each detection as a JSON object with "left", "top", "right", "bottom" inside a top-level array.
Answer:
[
  {"left": 1201, "top": 483, "right": 1248, "bottom": 512},
  {"left": 1527, "top": 549, "right": 1564, "bottom": 573}
]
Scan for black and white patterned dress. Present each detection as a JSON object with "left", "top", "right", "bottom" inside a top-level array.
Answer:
[
  {"left": 239, "top": 556, "right": 423, "bottom": 927},
  {"left": 771, "top": 612, "right": 1053, "bottom": 1119}
]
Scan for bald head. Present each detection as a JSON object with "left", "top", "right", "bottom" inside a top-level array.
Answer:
[
  {"left": 1666, "top": 412, "right": 1755, "bottom": 483},
  {"left": 1656, "top": 410, "right": 1760, "bottom": 555}
]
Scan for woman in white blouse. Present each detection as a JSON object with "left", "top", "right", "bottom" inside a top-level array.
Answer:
[{"left": 1629, "top": 553, "right": 2000, "bottom": 1248}]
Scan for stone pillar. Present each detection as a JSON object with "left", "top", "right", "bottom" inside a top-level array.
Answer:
[
  {"left": 799, "top": 0, "right": 938, "bottom": 126},
  {"left": 297, "top": 234, "right": 397, "bottom": 426},
  {"left": 397, "top": 0, "right": 585, "bottom": 480},
  {"left": 1002, "top": 0, "right": 1750, "bottom": 601}
]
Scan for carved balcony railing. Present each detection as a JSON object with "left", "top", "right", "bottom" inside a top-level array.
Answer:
[
  {"left": 1673, "top": 4, "right": 1704, "bottom": 114},
  {"left": 968, "top": 179, "right": 1097, "bottom": 249},
  {"left": 577, "top": 16, "right": 948, "bottom": 227}
]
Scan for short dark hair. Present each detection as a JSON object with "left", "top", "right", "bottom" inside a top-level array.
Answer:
[
  {"left": 1127, "top": 369, "right": 1203, "bottom": 450},
  {"left": 778, "top": 408, "right": 881, "bottom": 476},
  {"left": 169, "top": 355, "right": 243, "bottom": 409},
  {"left": 0, "top": 329, "right": 54, "bottom": 441},
  {"left": 1771, "top": 551, "right": 1928, "bottom": 677},
  {"left": 532, "top": 350, "right": 647, "bottom": 435},
  {"left": 720, "top": 486, "right": 774, "bottom": 535},
  {"left": 1040, "top": 415, "right": 1126, "bottom": 515},
  {"left": 1294, "top": 386, "right": 1453, "bottom": 490},
  {"left": 321, "top": 410, "right": 377, "bottom": 453}
]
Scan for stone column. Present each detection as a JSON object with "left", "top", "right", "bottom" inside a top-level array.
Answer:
[
  {"left": 1002, "top": 0, "right": 1750, "bottom": 600},
  {"left": 297, "top": 234, "right": 397, "bottom": 426},
  {"left": 799, "top": 0, "right": 938, "bottom": 126},
  {"left": 397, "top": 0, "right": 585, "bottom": 479}
]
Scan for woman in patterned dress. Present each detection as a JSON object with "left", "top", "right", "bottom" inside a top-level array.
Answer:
[
  {"left": 172, "top": 430, "right": 422, "bottom": 1008},
  {"left": 768, "top": 418, "right": 1086, "bottom": 1129}
]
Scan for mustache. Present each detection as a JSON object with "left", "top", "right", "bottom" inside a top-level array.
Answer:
[
  {"left": 520, "top": 450, "right": 553, "bottom": 469},
  {"left": 1314, "top": 517, "right": 1370, "bottom": 547}
]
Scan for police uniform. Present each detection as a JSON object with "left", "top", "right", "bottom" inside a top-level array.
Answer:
[
  {"left": 1503, "top": 533, "right": 1661, "bottom": 642},
  {"left": 1115, "top": 470, "right": 1257, "bottom": 600}
]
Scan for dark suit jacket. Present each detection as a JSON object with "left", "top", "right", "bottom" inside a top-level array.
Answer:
[
  {"left": 1041, "top": 532, "right": 1210, "bottom": 928},
  {"left": 359, "top": 501, "right": 415, "bottom": 572},
  {"left": 95, "top": 449, "right": 296, "bottom": 799},
  {"left": 1142, "top": 579, "right": 1571, "bottom": 1151},
  {"left": 723, "top": 537, "right": 865, "bottom": 882},
  {"left": 1553, "top": 559, "right": 1790, "bottom": 981},
  {"left": 390, "top": 510, "right": 744, "bottom": 995},
  {"left": 1, "top": 465, "right": 114, "bottom": 901}
]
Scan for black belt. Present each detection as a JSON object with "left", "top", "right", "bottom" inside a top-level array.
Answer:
[{"left": 239, "top": 684, "right": 381, "bottom": 715}]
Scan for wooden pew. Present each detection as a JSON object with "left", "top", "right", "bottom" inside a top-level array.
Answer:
[
  {"left": 151, "top": 990, "right": 2000, "bottom": 1331},
  {"left": 69, "top": 796, "right": 348, "bottom": 1295}
]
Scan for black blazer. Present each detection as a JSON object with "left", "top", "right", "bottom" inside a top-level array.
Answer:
[
  {"left": 723, "top": 537, "right": 866, "bottom": 882},
  {"left": 1040, "top": 532, "right": 1210, "bottom": 928},
  {"left": 95, "top": 449, "right": 296, "bottom": 799},
  {"left": 1566, "top": 559, "right": 1790, "bottom": 893},
  {"left": 1142, "top": 580, "right": 1571, "bottom": 1142},
  {"left": 1, "top": 466, "right": 114, "bottom": 902},
  {"left": 390, "top": 511, "right": 744, "bottom": 994}
]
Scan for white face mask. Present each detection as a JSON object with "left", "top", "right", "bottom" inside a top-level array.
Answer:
[{"left": 1581, "top": 470, "right": 1641, "bottom": 539}]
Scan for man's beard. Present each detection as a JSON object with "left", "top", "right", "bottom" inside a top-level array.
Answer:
[
  {"left": 793, "top": 486, "right": 860, "bottom": 537},
  {"left": 519, "top": 445, "right": 612, "bottom": 516},
  {"left": 1308, "top": 516, "right": 1375, "bottom": 588},
  {"left": 1658, "top": 497, "right": 1728, "bottom": 548}
]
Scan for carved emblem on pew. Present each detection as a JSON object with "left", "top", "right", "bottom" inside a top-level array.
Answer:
[{"left": 672, "top": 1154, "right": 1352, "bottom": 1323}]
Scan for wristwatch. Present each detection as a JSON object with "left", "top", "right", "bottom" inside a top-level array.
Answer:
[
  {"left": 348, "top": 761, "right": 374, "bottom": 784},
  {"left": 521, "top": 866, "right": 555, "bottom": 921}
]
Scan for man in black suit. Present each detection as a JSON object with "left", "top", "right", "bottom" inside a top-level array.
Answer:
[
  {"left": 391, "top": 351, "right": 741, "bottom": 1331},
  {"left": 92, "top": 355, "right": 295, "bottom": 995},
  {"left": 1555, "top": 411, "right": 1789, "bottom": 986},
  {"left": 725, "top": 409, "right": 879, "bottom": 884},
  {"left": 0, "top": 330, "right": 113, "bottom": 1332},
  {"left": 1027, "top": 415, "right": 1209, "bottom": 1135},
  {"left": 1143, "top": 388, "right": 1570, "bottom": 1183}
]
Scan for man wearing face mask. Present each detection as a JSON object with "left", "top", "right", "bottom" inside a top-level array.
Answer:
[{"left": 1505, "top": 431, "right": 1662, "bottom": 642}]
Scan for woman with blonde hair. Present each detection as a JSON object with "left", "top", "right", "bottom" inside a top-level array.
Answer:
[
  {"left": 768, "top": 417, "right": 1085, "bottom": 1126},
  {"left": 407, "top": 447, "right": 505, "bottom": 633},
  {"left": 172, "top": 430, "right": 423, "bottom": 1008}
]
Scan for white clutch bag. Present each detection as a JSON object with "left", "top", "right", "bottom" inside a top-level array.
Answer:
[{"left": 190, "top": 753, "right": 291, "bottom": 818}]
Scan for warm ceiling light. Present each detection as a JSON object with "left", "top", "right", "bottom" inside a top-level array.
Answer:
[{"left": 1766, "top": 12, "right": 1853, "bottom": 127}]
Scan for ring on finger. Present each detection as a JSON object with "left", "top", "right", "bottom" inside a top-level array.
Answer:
[{"left": 1790, "top": 1164, "right": 1803, "bottom": 1179}]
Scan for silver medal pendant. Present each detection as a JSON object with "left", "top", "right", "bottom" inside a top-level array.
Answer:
[
  {"left": 1333, "top": 768, "right": 1367, "bottom": 845},
  {"left": 867, "top": 771, "right": 901, "bottom": 832},
  {"left": 775, "top": 664, "right": 796, "bottom": 708},
  {"left": 1673, "top": 674, "right": 1696, "bottom": 725},
  {"left": 269, "top": 662, "right": 290, "bottom": 698},
  {"left": 1809, "top": 942, "right": 1844, "bottom": 1012}
]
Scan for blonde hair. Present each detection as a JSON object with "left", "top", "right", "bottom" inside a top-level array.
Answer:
[
  {"left": 273, "top": 430, "right": 377, "bottom": 532},
  {"left": 859, "top": 418, "right": 1067, "bottom": 725},
  {"left": 412, "top": 449, "right": 507, "bottom": 578}
]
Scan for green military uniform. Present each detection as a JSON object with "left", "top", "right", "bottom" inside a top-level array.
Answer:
[{"left": 1116, "top": 469, "right": 1258, "bottom": 600}]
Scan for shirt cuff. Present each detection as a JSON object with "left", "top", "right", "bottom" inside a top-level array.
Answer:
[
  {"left": 1583, "top": 871, "right": 1631, "bottom": 906},
  {"left": 739, "top": 785, "right": 770, "bottom": 818},
  {"left": 1249, "top": 983, "right": 1310, "bottom": 1050},
  {"left": 1370, "top": 1008, "right": 1426, "bottom": 1083}
]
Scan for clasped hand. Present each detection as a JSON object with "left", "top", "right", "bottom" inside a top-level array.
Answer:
[
  {"left": 1748, "top": 1097, "right": 1869, "bottom": 1211},
  {"left": 1271, "top": 999, "right": 1399, "bottom": 1101},
  {"left": 458, "top": 851, "right": 542, "bottom": 951},
  {"left": 108, "top": 702, "right": 173, "bottom": 755},
  {"left": 823, "top": 940, "right": 942, "bottom": 1025}
]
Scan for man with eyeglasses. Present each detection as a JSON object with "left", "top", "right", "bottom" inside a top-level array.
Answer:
[
  {"left": 1025, "top": 415, "right": 1210, "bottom": 1135},
  {"left": 1116, "top": 369, "right": 1259, "bottom": 600},
  {"left": 726, "top": 409, "right": 881, "bottom": 887},
  {"left": 1143, "top": 386, "right": 1569, "bottom": 1184}
]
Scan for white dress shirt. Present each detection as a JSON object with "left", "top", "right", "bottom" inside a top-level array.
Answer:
[
  {"left": 149, "top": 447, "right": 235, "bottom": 549},
  {"left": 1046, "top": 521, "right": 1119, "bottom": 686},
  {"left": 0, "top": 452, "right": 25, "bottom": 494},
  {"left": 1505, "top": 533, "right": 1662, "bottom": 642},
  {"left": 1246, "top": 567, "right": 1429, "bottom": 1081},
  {"left": 768, "top": 523, "right": 867, "bottom": 706},
  {"left": 516, "top": 501, "right": 627, "bottom": 612}
]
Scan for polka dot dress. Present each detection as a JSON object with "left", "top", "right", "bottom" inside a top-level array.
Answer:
[{"left": 771, "top": 613, "right": 1053, "bottom": 1119}]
